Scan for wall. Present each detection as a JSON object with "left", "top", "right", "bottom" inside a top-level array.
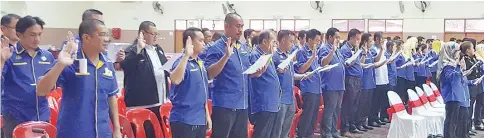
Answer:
[{"left": 2, "top": 1, "right": 484, "bottom": 52}]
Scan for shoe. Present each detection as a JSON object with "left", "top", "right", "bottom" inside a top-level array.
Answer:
[
  {"left": 340, "top": 132, "right": 354, "bottom": 138},
  {"left": 368, "top": 122, "right": 381, "bottom": 127},
  {"left": 349, "top": 128, "right": 364, "bottom": 134},
  {"left": 470, "top": 130, "right": 477, "bottom": 134},
  {"left": 475, "top": 125, "right": 484, "bottom": 131},
  {"left": 427, "top": 134, "right": 435, "bottom": 138},
  {"left": 382, "top": 118, "right": 390, "bottom": 123},
  {"left": 377, "top": 120, "right": 386, "bottom": 125},
  {"left": 355, "top": 125, "right": 367, "bottom": 132},
  {"left": 435, "top": 134, "right": 444, "bottom": 138},
  {"left": 362, "top": 125, "right": 374, "bottom": 130}
]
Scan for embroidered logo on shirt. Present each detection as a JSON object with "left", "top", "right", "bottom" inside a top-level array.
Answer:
[
  {"left": 103, "top": 67, "right": 113, "bottom": 77},
  {"left": 15, "top": 55, "right": 22, "bottom": 60},
  {"left": 41, "top": 56, "right": 47, "bottom": 61}
]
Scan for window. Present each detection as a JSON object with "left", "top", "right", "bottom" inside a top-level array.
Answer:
[
  {"left": 175, "top": 20, "right": 187, "bottom": 30},
  {"left": 368, "top": 19, "right": 403, "bottom": 32},
  {"left": 332, "top": 19, "right": 365, "bottom": 32},
  {"left": 465, "top": 19, "right": 484, "bottom": 32},
  {"left": 445, "top": 20, "right": 465, "bottom": 32},
  {"left": 214, "top": 20, "right": 224, "bottom": 30},
  {"left": 187, "top": 20, "right": 200, "bottom": 28},
  {"left": 280, "top": 19, "right": 310, "bottom": 31},
  {"left": 264, "top": 20, "right": 277, "bottom": 30},
  {"left": 250, "top": 20, "right": 264, "bottom": 31},
  {"left": 201, "top": 20, "right": 224, "bottom": 30},
  {"left": 201, "top": 20, "right": 214, "bottom": 29}
]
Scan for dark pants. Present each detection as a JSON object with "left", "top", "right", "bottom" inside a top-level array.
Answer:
[
  {"left": 270, "top": 103, "right": 296, "bottom": 138},
  {"left": 406, "top": 80, "right": 416, "bottom": 94},
  {"left": 320, "top": 91, "right": 343, "bottom": 138},
  {"left": 296, "top": 93, "right": 321, "bottom": 138},
  {"left": 431, "top": 72, "right": 438, "bottom": 88},
  {"left": 369, "top": 84, "right": 390, "bottom": 123},
  {"left": 251, "top": 111, "right": 277, "bottom": 138},
  {"left": 415, "top": 76, "right": 427, "bottom": 88},
  {"left": 340, "top": 76, "right": 361, "bottom": 132},
  {"left": 444, "top": 102, "right": 470, "bottom": 138},
  {"left": 144, "top": 106, "right": 162, "bottom": 138},
  {"left": 356, "top": 89, "right": 373, "bottom": 126},
  {"left": 2, "top": 112, "right": 22, "bottom": 138},
  {"left": 171, "top": 122, "right": 207, "bottom": 138},
  {"left": 211, "top": 107, "right": 248, "bottom": 138},
  {"left": 471, "top": 84, "right": 484, "bottom": 126},
  {"left": 396, "top": 77, "right": 408, "bottom": 104}
]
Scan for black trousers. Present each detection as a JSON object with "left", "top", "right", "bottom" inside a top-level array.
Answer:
[
  {"left": 431, "top": 72, "right": 438, "bottom": 88},
  {"left": 356, "top": 89, "right": 373, "bottom": 126},
  {"left": 444, "top": 102, "right": 470, "bottom": 138},
  {"left": 211, "top": 107, "right": 248, "bottom": 138},
  {"left": 471, "top": 84, "right": 484, "bottom": 126},
  {"left": 171, "top": 122, "right": 207, "bottom": 138},
  {"left": 406, "top": 80, "right": 416, "bottom": 94},
  {"left": 296, "top": 93, "right": 321, "bottom": 138},
  {"left": 340, "top": 76, "right": 361, "bottom": 132},
  {"left": 251, "top": 111, "right": 277, "bottom": 138},
  {"left": 396, "top": 77, "right": 409, "bottom": 104},
  {"left": 369, "top": 84, "right": 390, "bottom": 123},
  {"left": 415, "top": 76, "right": 427, "bottom": 88}
]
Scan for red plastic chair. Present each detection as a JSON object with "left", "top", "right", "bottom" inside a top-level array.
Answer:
[
  {"left": 159, "top": 103, "right": 173, "bottom": 138},
  {"left": 294, "top": 87, "right": 303, "bottom": 110},
  {"left": 206, "top": 100, "right": 213, "bottom": 138},
  {"left": 56, "top": 98, "right": 62, "bottom": 106},
  {"left": 119, "top": 115, "right": 135, "bottom": 138},
  {"left": 1, "top": 115, "right": 3, "bottom": 128},
  {"left": 248, "top": 121, "right": 254, "bottom": 138},
  {"left": 127, "top": 108, "right": 164, "bottom": 138},
  {"left": 46, "top": 95, "right": 59, "bottom": 111},
  {"left": 13, "top": 121, "right": 56, "bottom": 138},
  {"left": 49, "top": 107, "right": 58, "bottom": 126},
  {"left": 315, "top": 96, "right": 324, "bottom": 133},
  {"left": 289, "top": 109, "right": 303, "bottom": 138},
  {"left": 117, "top": 95, "right": 127, "bottom": 116}
]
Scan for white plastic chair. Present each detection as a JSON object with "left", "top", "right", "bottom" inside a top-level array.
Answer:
[
  {"left": 422, "top": 84, "right": 445, "bottom": 108},
  {"left": 407, "top": 89, "right": 444, "bottom": 135},
  {"left": 415, "top": 87, "right": 446, "bottom": 114},
  {"left": 429, "top": 82, "right": 444, "bottom": 104},
  {"left": 387, "top": 91, "right": 427, "bottom": 138}
]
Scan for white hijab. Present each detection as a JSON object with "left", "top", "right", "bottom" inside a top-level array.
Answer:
[{"left": 437, "top": 41, "right": 460, "bottom": 80}]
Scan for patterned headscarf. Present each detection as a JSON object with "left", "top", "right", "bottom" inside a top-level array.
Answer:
[{"left": 437, "top": 42, "right": 460, "bottom": 79}]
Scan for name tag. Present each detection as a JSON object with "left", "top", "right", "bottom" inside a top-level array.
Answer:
[
  {"left": 241, "top": 51, "right": 248, "bottom": 54},
  {"left": 13, "top": 62, "right": 27, "bottom": 66},
  {"left": 190, "top": 69, "right": 199, "bottom": 72},
  {"left": 38, "top": 61, "right": 51, "bottom": 65}
]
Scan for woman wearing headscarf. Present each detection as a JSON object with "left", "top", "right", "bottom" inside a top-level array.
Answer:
[
  {"left": 402, "top": 37, "right": 418, "bottom": 95},
  {"left": 439, "top": 41, "right": 482, "bottom": 138}
]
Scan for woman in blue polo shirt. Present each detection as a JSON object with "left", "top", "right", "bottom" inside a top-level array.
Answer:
[
  {"left": 169, "top": 27, "right": 211, "bottom": 138},
  {"left": 394, "top": 40, "right": 409, "bottom": 103}
]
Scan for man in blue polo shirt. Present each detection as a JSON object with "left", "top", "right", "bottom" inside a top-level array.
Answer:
[
  {"left": 203, "top": 13, "right": 264, "bottom": 138},
  {"left": 318, "top": 27, "right": 345, "bottom": 138},
  {"left": 1, "top": 16, "right": 54, "bottom": 138},
  {"left": 37, "top": 19, "right": 121, "bottom": 138},
  {"left": 294, "top": 29, "right": 322, "bottom": 138},
  {"left": 169, "top": 27, "right": 211, "bottom": 138},
  {"left": 385, "top": 41, "right": 398, "bottom": 93}
]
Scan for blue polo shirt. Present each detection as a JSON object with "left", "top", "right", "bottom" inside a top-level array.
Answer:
[
  {"left": 428, "top": 50, "right": 439, "bottom": 73},
  {"left": 395, "top": 54, "right": 407, "bottom": 79},
  {"left": 249, "top": 46, "right": 281, "bottom": 114},
  {"left": 406, "top": 58, "right": 416, "bottom": 81},
  {"left": 2, "top": 43, "right": 53, "bottom": 122},
  {"left": 362, "top": 51, "right": 376, "bottom": 89},
  {"left": 318, "top": 43, "right": 345, "bottom": 91},
  {"left": 340, "top": 42, "right": 362, "bottom": 78},
  {"left": 386, "top": 51, "right": 397, "bottom": 86},
  {"left": 440, "top": 65, "right": 470, "bottom": 107},
  {"left": 272, "top": 48, "right": 294, "bottom": 105},
  {"left": 294, "top": 45, "right": 321, "bottom": 94},
  {"left": 53, "top": 50, "right": 118, "bottom": 138},
  {"left": 199, "top": 44, "right": 212, "bottom": 61},
  {"left": 203, "top": 35, "right": 250, "bottom": 109},
  {"left": 289, "top": 44, "right": 300, "bottom": 54},
  {"left": 169, "top": 56, "right": 208, "bottom": 125}
]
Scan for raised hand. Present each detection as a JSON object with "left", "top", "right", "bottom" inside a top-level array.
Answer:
[
  {"left": 224, "top": 37, "right": 234, "bottom": 57},
  {"left": 115, "top": 49, "right": 125, "bottom": 62},
  {"left": 184, "top": 36, "right": 194, "bottom": 56},
  {"left": 57, "top": 31, "right": 77, "bottom": 66},
  {"left": 137, "top": 32, "right": 146, "bottom": 49},
  {"left": 0, "top": 36, "right": 13, "bottom": 63}
]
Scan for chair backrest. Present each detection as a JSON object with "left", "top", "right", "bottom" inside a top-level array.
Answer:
[
  {"left": 159, "top": 103, "right": 173, "bottom": 138},
  {"left": 387, "top": 91, "right": 407, "bottom": 116},
  {"left": 429, "top": 82, "right": 442, "bottom": 96},
  {"left": 119, "top": 115, "right": 135, "bottom": 138},
  {"left": 117, "top": 95, "right": 127, "bottom": 116},
  {"left": 422, "top": 84, "right": 438, "bottom": 102},
  {"left": 126, "top": 108, "right": 164, "bottom": 138},
  {"left": 294, "top": 87, "right": 303, "bottom": 110},
  {"left": 207, "top": 100, "right": 212, "bottom": 116},
  {"left": 13, "top": 121, "right": 56, "bottom": 138},
  {"left": 46, "top": 95, "right": 59, "bottom": 111},
  {"left": 49, "top": 107, "right": 58, "bottom": 126},
  {"left": 415, "top": 87, "right": 429, "bottom": 104},
  {"left": 407, "top": 89, "right": 424, "bottom": 107}
]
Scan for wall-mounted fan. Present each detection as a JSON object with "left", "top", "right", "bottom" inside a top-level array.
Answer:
[
  {"left": 414, "top": 1, "right": 430, "bottom": 12},
  {"left": 223, "top": 1, "right": 237, "bottom": 14},
  {"left": 310, "top": 1, "right": 324, "bottom": 13},
  {"left": 152, "top": 1, "right": 164, "bottom": 15}
]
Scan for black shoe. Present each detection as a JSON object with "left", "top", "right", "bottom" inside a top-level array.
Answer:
[
  {"left": 362, "top": 125, "right": 374, "bottom": 130},
  {"left": 427, "top": 134, "right": 435, "bottom": 138},
  {"left": 435, "top": 134, "right": 444, "bottom": 138},
  {"left": 368, "top": 122, "right": 381, "bottom": 127},
  {"left": 470, "top": 130, "right": 477, "bottom": 134},
  {"left": 377, "top": 120, "right": 386, "bottom": 125},
  {"left": 469, "top": 132, "right": 476, "bottom": 136},
  {"left": 355, "top": 125, "right": 367, "bottom": 132},
  {"left": 350, "top": 128, "right": 364, "bottom": 134},
  {"left": 475, "top": 125, "right": 484, "bottom": 131},
  {"left": 382, "top": 118, "right": 390, "bottom": 123}
]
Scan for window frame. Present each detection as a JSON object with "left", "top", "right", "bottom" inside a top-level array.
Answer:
[
  {"left": 444, "top": 18, "right": 484, "bottom": 33},
  {"left": 367, "top": 19, "right": 404, "bottom": 32},
  {"left": 332, "top": 19, "right": 366, "bottom": 32},
  {"left": 279, "top": 19, "right": 311, "bottom": 31}
]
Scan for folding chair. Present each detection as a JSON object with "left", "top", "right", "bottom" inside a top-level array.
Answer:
[
  {"left": 422, "top": 84, "right": 445, "bottom": 108},
  {"left": 387, "top": 91, "right": 427, "bottom": 138},
  {"left": 408, "top": 89, "right": 444, "bottom": 136}
]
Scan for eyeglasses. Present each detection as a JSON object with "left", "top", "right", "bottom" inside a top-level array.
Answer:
[{"left": 143, "top": 31, "right": 159, "bottom": 37}]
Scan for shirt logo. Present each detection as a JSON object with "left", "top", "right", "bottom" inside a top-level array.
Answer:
[
  {"left": 190, "top": 62, "right": 195, "bottom": 68},
  {"left": 103, "top": 67, "right": 113, "bottom": 77},
  {"left": 41, "top": 56, "right": 47, "bottom": 61},
  {"left": 16, "top": 55, "right": 22, "bottom": 60}
]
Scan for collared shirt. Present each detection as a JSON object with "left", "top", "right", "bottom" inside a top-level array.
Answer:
[
  {"left": 370, "top": 45, "right": 389, "bottom": 85},
  {"left": 294, "top": 45, "right": 321, "bottom": 94},
  {"left": 362, "top": 51, "right": 376, "bottom": 89},
  {"left": 2, "top": 43, "right": 54, "bottom": 122},
  {"left": 429, "top": 50, "right": 439, "bottom": 73},
  {"left": 272, "top": 48, "right": 295, "bottom": 105},
  {"left": 53, "top": 50, "right": 118, "bottom": 138},
  {"left": 126, "top": 45, "right": 167, "bottom": 110},
  {"left": 385, "top": 51, "right": 397, "bottom": 87},
  {"left": 440, "top": 65, "right": 470, "bottom": 107},
  {"left": 405, "top": 59, "right": 416, "bottom": 81},
  {"left": 249, "top": 46, "right": 281, "bottom": 114},
  {"left": 318, "top": 43, "right": 346, "bottom": 91},
  {"left": 203, "top": 35, "right": 250, "bottom": 109},
  {"left": 395, "top": 54, "right": 407, "bottom": 79},
  {"left": 340, "top": 42, "right": 362, "bottom": 77},
  {"left": 169, "top": 56, "right": 208, "bottom": 125}
]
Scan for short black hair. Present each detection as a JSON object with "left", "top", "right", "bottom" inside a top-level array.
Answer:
[
  {"left": 78, "top": 19, "right": 105, "bottom": 42},
  {"left": 1, "top": 14, "right": 21, "bottom": 26},
  {"left": 256, "top": 31, "right": 272, "bottom": 45},
  {"left": 325, "top": 27, "right": 339, "bottom": 40},
  {"left": 426, "top": 39, "right": 434, "bottom": 44},
  {"left": 393, "top": 36, "right": 401, "bottom": 40},
  {"left": 386, "top": 37, "right": 392, "bottom": 41},
  {"left": 463, "top": 38, "right": 477, "bottom": 48},
  {"left": 138, "top": 21, "right": 156, "bottom": 34},
  {"left": 202, "top": 28, "right": 210, "bottom": 33},
  {"left": 419, "top": 43, "right": 427, "bottom": 50},
  {"left": 243, "top": 29, "right": 254, "bottom": 40},
  {"left": 386, "top": 40, "right": 394, "bottom": 50},
  {"left": 82, "top": 9, "right": 103, "bottom": 21},
  {"left": 297, "top": 30, "right": 306, "bottom": 40},
  {"left": 450, "top": 38, "right": 456, "bottom": 41},
  {"left": 182, "top": 27, "right": 202, "bottom": 48},
  {"left": 16, "top": 16, "right": 45, "bottom": 34},
  {"left": 212, "top": 32, "right": 222, "bottom": 41},
  {"left": 373, "top": 32, "right": 383, "bottom": 41},
  {"left": 277, "top": 30, "right": 295, "bottom": 41},
  {"left": 306, "top": 29, "right": 322, "bottom": 42},
  {"left": 251, "top": 35, "right": 260, "bottom": 45},
  {"left": 407, "top": 36, "right": 413, "bottom": 39},
  {"left": 417, "top": 36, "right": 425, "bottom": 43},
  {"left": 347, "top": 29, "right": 361, "bottom": 40},
  {"left": 224, "top": 13, "right": 242, "bottom": 24},
  {"left": 359, "top": 33, "right": 372, "bottom": 48},
  {"left": 456, "top": 39, "right": 462, "bottom": 43},
  {"left": 395, "top": 40, "right": 404, "bottom": 46},
  {"left": 460, "top": 41, "right": 474, "bottom": 55}
]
